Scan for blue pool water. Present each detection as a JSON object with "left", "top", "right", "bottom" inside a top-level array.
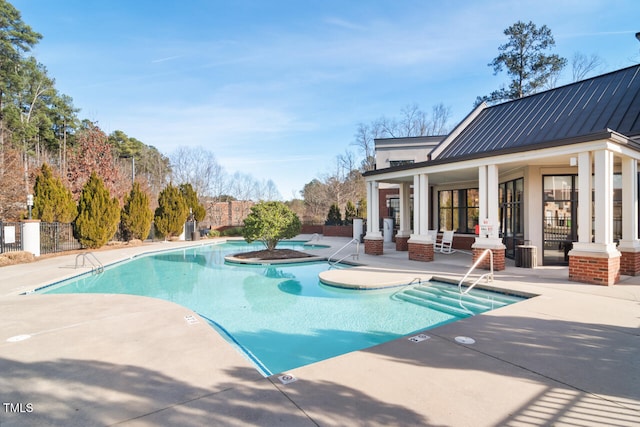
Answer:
[{"left": 38, "top": 241, "right": 523, "bottom": 375}]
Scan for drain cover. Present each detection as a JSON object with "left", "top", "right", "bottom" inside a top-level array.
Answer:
[
  {"left": 408, "top": 334, "right": 431, "bottom": 343},
  {"left": 278, "top": 374, "right": 298, "bottom": 384},
  {"left": 455, "top": 336, "right": 475, "bottom": 344}
]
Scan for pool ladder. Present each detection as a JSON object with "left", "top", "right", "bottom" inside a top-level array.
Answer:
[
  {"left": 458, "top": 249, "right": 493, "bottom": 294},
  {"left": 75, "top": 252, "right": 104, "bottom": 274}
]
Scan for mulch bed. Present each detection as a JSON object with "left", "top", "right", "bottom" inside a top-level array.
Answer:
[{"left": 232, "top": 249, "right": 314, "bottom": 260}]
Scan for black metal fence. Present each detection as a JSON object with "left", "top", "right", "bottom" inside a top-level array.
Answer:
[
  {"left": 40, "top": 222, "right": 82, "bottom": 255},
  {"left": 1, "top": 220, "right": 199, "bottom": 256},
  {"left": 0, "top": 221, "right": 23, "bottom": 254}
]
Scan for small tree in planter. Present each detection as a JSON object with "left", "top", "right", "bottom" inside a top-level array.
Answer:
[
  {"left": 325, "top": 203, "right": 342, "bottom": 225},
  {"left": 243, "top": 201, "right": 301, "bottom": 251}
]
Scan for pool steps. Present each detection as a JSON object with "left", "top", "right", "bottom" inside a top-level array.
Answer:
[{"left": 393, "top": 283, "right": 521, "bottom": 318}]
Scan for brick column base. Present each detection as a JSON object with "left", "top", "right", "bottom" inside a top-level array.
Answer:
[
  {"left": 569, "top": 255, "right": 620, "bottom": 285},
  {"left": 395, "top": 236, "right": 409, "bottom": 251},
  {"left": 620, "top": 251, "right": 640, "bottom": 276},
  {"left": 472, "top": 247, "right": 505, "bottom": 271},
  {"left": 408, "top": 241, "right": 434, "bottom": 262},
  {"left": 364, "top": 238, "right": 384, "bottom": 255}
]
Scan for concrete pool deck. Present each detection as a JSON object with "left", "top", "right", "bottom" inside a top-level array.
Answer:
[{"left": 0, "top": 236, "right": 639, "bottom": 426}]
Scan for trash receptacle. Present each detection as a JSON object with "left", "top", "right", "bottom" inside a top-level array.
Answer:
[
  {"left": 191, "top": 231, "right": 200, "bottom": 241},
  {"left": 516, "top": 244, "right": 536, "bottom": 268}
]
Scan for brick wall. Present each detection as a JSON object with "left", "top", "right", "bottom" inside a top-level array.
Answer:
[
  {"left": 364, "top": 238, "right": 384, "bottom": 255},
  {"left": 324, "top": 225, "right": 354, "bottom": 237},
  {"left": 620, "top": 251, "right": 640, "bottom": 276},
  {"left": 408, "top": 241, "right": 434, "bottom": 262},
  {"left": 396, "top": 236, "right": 409, "bottom": 251},
  {"left": 472, "top": 247, "right": 505, "bottom": 271},
  {"left": 569, "top": 255, "right": 620, "bottom": 285}
]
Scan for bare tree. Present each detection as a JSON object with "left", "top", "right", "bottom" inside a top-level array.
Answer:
[
  {"left": 257, "top": 179, "right": 281, "bottom": 201},
  {"left": 169, "top": 146, "right": 227, "bottom": 198},
  {"left": 572, "top": 52, "right": 604, "bottom": 82},
  {"left": 427, "top": 103, "right": 451, "bottom": 135},
  {"left": 351, "top": 121, "right": 383, "bottom": 171}
]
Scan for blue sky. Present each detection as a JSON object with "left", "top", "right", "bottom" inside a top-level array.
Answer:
[{"left": 13, "top": 0, "right": 640, "bottom": 198}]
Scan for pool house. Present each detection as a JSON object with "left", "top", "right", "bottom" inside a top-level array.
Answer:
[{"left": 363, "top": 64, "right": 640, "bottom": 286}]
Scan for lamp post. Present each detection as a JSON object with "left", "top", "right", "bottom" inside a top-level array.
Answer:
[
  {"left": 26, "top": 194, "right": 33, "bottom": 219},
  {"left": 119, "top": 155, "right": 135, "bottom": 184}
]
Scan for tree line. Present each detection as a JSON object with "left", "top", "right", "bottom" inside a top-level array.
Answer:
[{"left": 0, "top": 1, "right": 281, "bottom": 222}]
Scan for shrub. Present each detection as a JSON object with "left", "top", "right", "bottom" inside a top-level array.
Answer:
[
  {"left": 179, "top": 183, "right": 206, "bottom": 222},
  {"left": 33, "top": 163, "right": 77, "bottom": 222},
  {"left": 121, "top": 182, "right": 153, "bottom": 241},
  {"left": 325, "top": 203, "right": 342, "bottom": 225},
  {"left": 154, "top": 183, "right": 189, "bottom": 239},
  {"left": 74, "top": 172, "right": 121, "bottom": 249},
  {"left": 220, "top": 227, "right": 243, "bottom": 237},
  {"left": 344, "top": 200, "right": 357, "bottom": 225},
  {"left": 242, "top": 201, "right": 301, "bottom": 251}
]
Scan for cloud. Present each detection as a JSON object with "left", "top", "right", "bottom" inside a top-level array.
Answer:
[{"left": 151, "top": 55, "right": 183, "bottom": 63}]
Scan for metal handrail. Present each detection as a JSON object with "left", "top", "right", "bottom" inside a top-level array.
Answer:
[
  {"left": 75, "top": 252, "right": 104, "bottom": 274},
  {"left": 328, "top": 237, "right": 360, "bottom": 266},
  {"left": 458, "top": 249, "right": 493, "bottom": 294}
]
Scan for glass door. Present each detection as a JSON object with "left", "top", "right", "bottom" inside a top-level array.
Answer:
[
  {"left": 499, "top": 178, "right": 524, "bottom": 259},
  {"left": 543, "top": 175, "right": 577, "bottom": 265}
]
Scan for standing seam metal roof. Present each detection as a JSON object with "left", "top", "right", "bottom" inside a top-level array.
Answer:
[{"left": 434, "top": 65, "right": 640, "bottom": 160}]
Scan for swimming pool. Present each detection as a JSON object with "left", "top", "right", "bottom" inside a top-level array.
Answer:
[{"left": 38, "top": 241, "right": 524, "bottom": 375}]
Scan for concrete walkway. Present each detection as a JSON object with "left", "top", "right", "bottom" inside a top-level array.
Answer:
[{"left": 0, "top": 237, "right": 639, "bottom": 426}]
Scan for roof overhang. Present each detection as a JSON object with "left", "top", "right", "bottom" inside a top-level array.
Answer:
[{"left": 364, "top": 130, "right": 640, "bottom": 184}]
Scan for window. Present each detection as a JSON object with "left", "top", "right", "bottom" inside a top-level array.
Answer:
[
  {"left": 438, "top": 189, "right": 479, "bottom": 233},
  {"left": 500, "top": 178, "right": 524, "bottom": 259},
  {"left": 389, "top": 160, "right": 414, "bottom": 167}
]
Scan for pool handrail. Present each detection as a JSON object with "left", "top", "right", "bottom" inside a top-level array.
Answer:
[
  {"left": 328, "top": 237, "right": 360, "bottom": 266},
  {"left": 458, "top": 248, "right": 493, "bottom": 294},
  {"left": 75, "top": 251, "right": 104, "bottom": 274}
]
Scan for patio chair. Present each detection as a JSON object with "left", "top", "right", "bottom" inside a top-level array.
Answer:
[
  {"left": 427, "top": 229, "right": 438, "bottom": 243},
  {"left": 436, "top": 230, "right": 455, "bottom": 254}
]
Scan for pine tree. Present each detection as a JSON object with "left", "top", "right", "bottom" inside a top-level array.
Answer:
[
  {"left": 74, "top": 171, "right": 120, "bottom": 248},
  {"left": 344, "top": 200, "right": 357, "bottom": 225},
  {"left": 326, "top": 203, "right": 342, "bottom": 225},
  {"left": 33, "top": 163, "right": 77, "bottom": 222},
  {"left": 179, "top": 183, "right": 206, "bottom": 222},
  {"left": 154, "top": 183, "right": 189, "bottom": 239},
  {"left": 121, "top": 182, "right": 153, "bottom": 241}
]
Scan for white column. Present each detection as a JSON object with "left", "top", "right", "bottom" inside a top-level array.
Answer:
[
  {"left": 366, "top": 180, "right": 382, "bottom": 238},
  {"left": 594, "top": 150, "right": 614, "bottom": 245},
  {"left": 619, "top": 157, "right": 639, "bottom": 246},
  {"left": 577, "top": 152, "right": 592, "bottom": 243},
  {"left": 487, "top": 164, "right": 500, "bottom": 239},
  {"left": 22, "top": 221, "right": 41, "bottom": 257},
  {"left": 474, "top": 164, "right": 504, "bottom": 248},
  {"left": 409, "top": 173, "right": 431, "bottom": 244},
  {"left": 412, "top": 174, "right": 421, "bottom": 234},
  {"left": 478, "top": 165, "right": 488, "bottom": 222},
  {"left": 397, "top": 182, "right": 411, "bottom": 237},
  {"left": 419, "top": 174, "right": 429, "bottom": 235}
]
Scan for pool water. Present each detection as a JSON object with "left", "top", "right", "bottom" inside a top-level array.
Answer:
[{"left": 38, "top": 241, "right": 522, "bottom": 375}]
